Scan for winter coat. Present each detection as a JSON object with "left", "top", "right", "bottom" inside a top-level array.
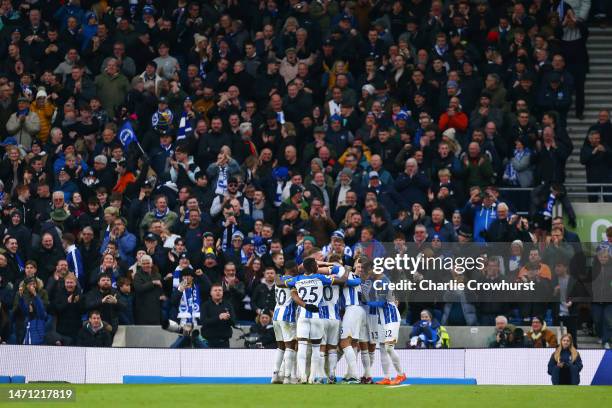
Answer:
[
  {"left": 580, "top": 143, "right": 612, "bottom": 184},
  {"left": 84, "top": 287, "right": 126, "bottom": 331},
  {"left": 29, "top": 101, "right": 55, "bottom": 143},
  {"left": 548, "top": 350, "right": 582, "bottom": 385},
  {"left": 463, "top": 202, "right": 497, "bottom": 243},
  {"left": 6, "top": 110, "right": 40, "bottom": 148},
  {"left": 133, "top": 269, "right": 163, "bottom": 325},
  {"left": 94, "top": 71, "right": 130, "bottom": 114},
  {"left": 54, "top": 287, "right": 84, "bottom": 339},
  {"left": 251, "top": 282, "right": 276, "bottom": 314},
  {"left": 19, "top": 295, "right": 47, "bottom": 345},
  {"left": 100, "top": 231, "right": 137, "bottom": 266},
  {"left": 76, "top": 322, "right": 112, "bottom": 347}
]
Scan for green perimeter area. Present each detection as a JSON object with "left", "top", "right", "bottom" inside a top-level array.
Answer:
[{"left": 0, "top": 384, "right": 611, "bottom": 408}]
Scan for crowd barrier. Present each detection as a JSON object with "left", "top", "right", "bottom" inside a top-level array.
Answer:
[{"left": 1, "top": 346, "right": 610, "bottom": 385}]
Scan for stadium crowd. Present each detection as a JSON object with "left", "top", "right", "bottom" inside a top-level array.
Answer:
[{"left": 0, "top": 0, "right": 610, "bottom": 350}]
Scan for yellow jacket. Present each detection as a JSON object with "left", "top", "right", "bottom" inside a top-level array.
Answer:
[{"left": 30, "top": 101, "right": 55, "bottom": 143}]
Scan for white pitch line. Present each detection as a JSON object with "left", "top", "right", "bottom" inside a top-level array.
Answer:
[{"left": 386, "top": 384, "right": 412, "bottom": 389}]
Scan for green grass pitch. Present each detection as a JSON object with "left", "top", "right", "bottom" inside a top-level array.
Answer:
[{"left": 1, "top": 384, "right": 611, "bottom": 407}]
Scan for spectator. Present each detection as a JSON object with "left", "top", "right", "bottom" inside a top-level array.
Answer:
[
  {"left": 133, "top": 255, "right": 164, "bottom": 325},
  {"left": 47, "top": 272, "right": 83, "bottom": 346},
  {"left": 526, "top": 316, "right": 559, "bottom": 348},
  {"left": 251, "top": 267, "right": 276, "bottom": 316},
  {"left": 487, "top": 315, "right": 516, "bottom": 348},
  {"left": 6, "top": 97, "right": 40, "bottom": 148},
  {"left": 591, "top": 246, "right": 612, "bottom": 349},
  {"left": 548, "top": 334, "right": 583, "bottom": 385},
  {"left": 15, "top": 276, "right": 47, "bottom": 345},
  {"left": 408, "top": 310, "right": 441, "bottom": 348},
  {"left": 84, "top": 273, "right": 125, "bottom": 335},
  {"left": 77, "top": 310, "right": 112, "bottom": 347},
  {"left": 248, "top": 310, "right": 276, "bottom": 349},
  {"left": 201, "top": 284, "right": 235, "bottom": 348},
  {"left": 580, "top": 130, "right": 612, "bottom": 202}
]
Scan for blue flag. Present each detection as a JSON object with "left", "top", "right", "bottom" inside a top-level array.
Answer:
[{"left": 118, "top": 121, "right": 137, "bottom": 150}]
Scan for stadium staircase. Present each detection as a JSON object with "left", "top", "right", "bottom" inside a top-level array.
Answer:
[{"left": 565, "top": 27, "right": 612, "bottom": 199}]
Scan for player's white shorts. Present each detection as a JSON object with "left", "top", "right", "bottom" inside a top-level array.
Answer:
[
  {"left": 340, "top": 306, "right": 367, "bottom": 341},
  {"left": 321, "top": 319, "right": 340, "bottom": 346},
  {"left": 366, "top": 309, "right": 380, "bottom": 344},
  {"left": 273, "top": 320, "right": 296, "bottom": 342},
  {"left": 296, "top": 317, "right": 325, "bottom": 340},
  {"left": 380, "top": 321, "right": 400, "bottom": 343}
]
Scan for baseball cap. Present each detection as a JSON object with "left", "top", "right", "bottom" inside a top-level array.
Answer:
[
  {"left": 290, "top": 184, "right": 303, "bottom": 196},
  {"left": 369, "top": 171, "right": 380, "bottom": 179},
  {"left": 144, "top": 232, "right": 158, "bottom": 242}
]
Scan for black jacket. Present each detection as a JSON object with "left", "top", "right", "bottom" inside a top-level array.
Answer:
[
  {"left": 133, "top": 269, "right": 163, "bottom": 325},
  {"left": 54, "top": 287, "right": 84, "bottom": 339},
  {"left": 84, "top": 287, "right": 126, "bottom": 332},
  {"left": 201, "top": 298, "right": 235, "bottom": 341},
  {"left": 251, "top": 282, "right": 276, "bottom": 314},
  {"left": 77, "top": 323, "right": 112, "bottom": 347}
]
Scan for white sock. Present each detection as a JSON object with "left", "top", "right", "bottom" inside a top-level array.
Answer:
[
  {"left": 385, "top": 344, "right": 403, "bottom": 375},
  {"left": 342, "top": 345, "right": 358, "bottom": 379},
  {"left": 361, "top": 349, "right": 372, "bottom": 378},
  {"left": 306, "top": 344, "right": 312, "bottom": 379},
  {"left": 297, "top": 342, "right": 308, "bottom": 381},
  {"left": 310, "top": 346, "right": 322, "bottom": 380},
  {"left": 379, "top": 345, "right": 391, "bottom": 379},
  {"left": 369, "top": 351, "right": 376, "bottom": 370},
  {"left": 321, "top": 351, "right": 328, "bottom": 378},
  {"left": 328, "top": 350, "right": 338, "bottom": 378},
  {"left": 283, "top": 349, "right": 296, "bottom": 379},
  {"left": 274, "top": 348, "right": 285, "bottom": 377}
]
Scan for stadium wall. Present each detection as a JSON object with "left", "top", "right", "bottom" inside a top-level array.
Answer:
[{"left": 1, "top": 346, "right": 611, "bottom": 385}]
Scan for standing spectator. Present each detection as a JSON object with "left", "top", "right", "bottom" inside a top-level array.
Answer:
[
  {"left": 47, "top": 272, "right": 83, "bottom": 346},
  {"left": 548, "top": 334, "right": 583, "bottom": 385},
  {"left": 251, "top": 266, "right": 276, "bottom": 316},
  {"left": 84, "top": 273, "right": 125, "bottom": 335},
  {"left": 133, "top": 255, "right": 164, "bottom": 325},
  {"left": 560, "top": 10, "right": 588, "bottom": 120},
  {"left": 94, "top": 59, "right": 130, "bottom": 115},
  {"left": 15, "top": 276, "right": 47, "bottom": 345},
  {"left": 6, "top": 97, "right": 40, "bottom": 148},
  {"left": 580, "top": 130, "right": 612, "bottom": 202},
  {"left": 591, "top": 246, "right": 612, "bottom": 349},
  {"left": 201, "top": 284, "right": 235, "bottom": 348}
]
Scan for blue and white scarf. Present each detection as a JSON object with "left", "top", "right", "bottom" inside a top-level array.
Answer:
[
  {"left": 543, "top": 193, "right": 556, "bottom": 218},
  {"left": 504, "top": 148, "right": 530, "bottom": 185},
  {"left": 177, "top": 111, "right": 193, "bottom": 141},
  {"left": 178, "top": 284, "right": 201, "bottom": 324},
  {"left": 155, "top": 207, "right": 169, "bottom": 219},
  {"left": 215, "top": 166, "right": 228, "bottom": 195},
  {"left": 274, "top": 180, "right": 284, "bottom": 207},
  {"left": 173, "top": 264, "right": 192, "bottom": 288}
]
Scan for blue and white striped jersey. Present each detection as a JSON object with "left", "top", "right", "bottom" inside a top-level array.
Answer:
[
  {"left": 287, "top": 273, "right": 334, "bottom": 319},
  {"left": 273, "top": 275, "right": 295, "bottom": 323},
  {"left": 341, "top": 269, "right": 362, "bottom": 308},
  {"left": 320, "top": 266, "right": 343, "bottom": 320},
  {"left": 364, "top": 275, "right": 400, "bottom": 324}
]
